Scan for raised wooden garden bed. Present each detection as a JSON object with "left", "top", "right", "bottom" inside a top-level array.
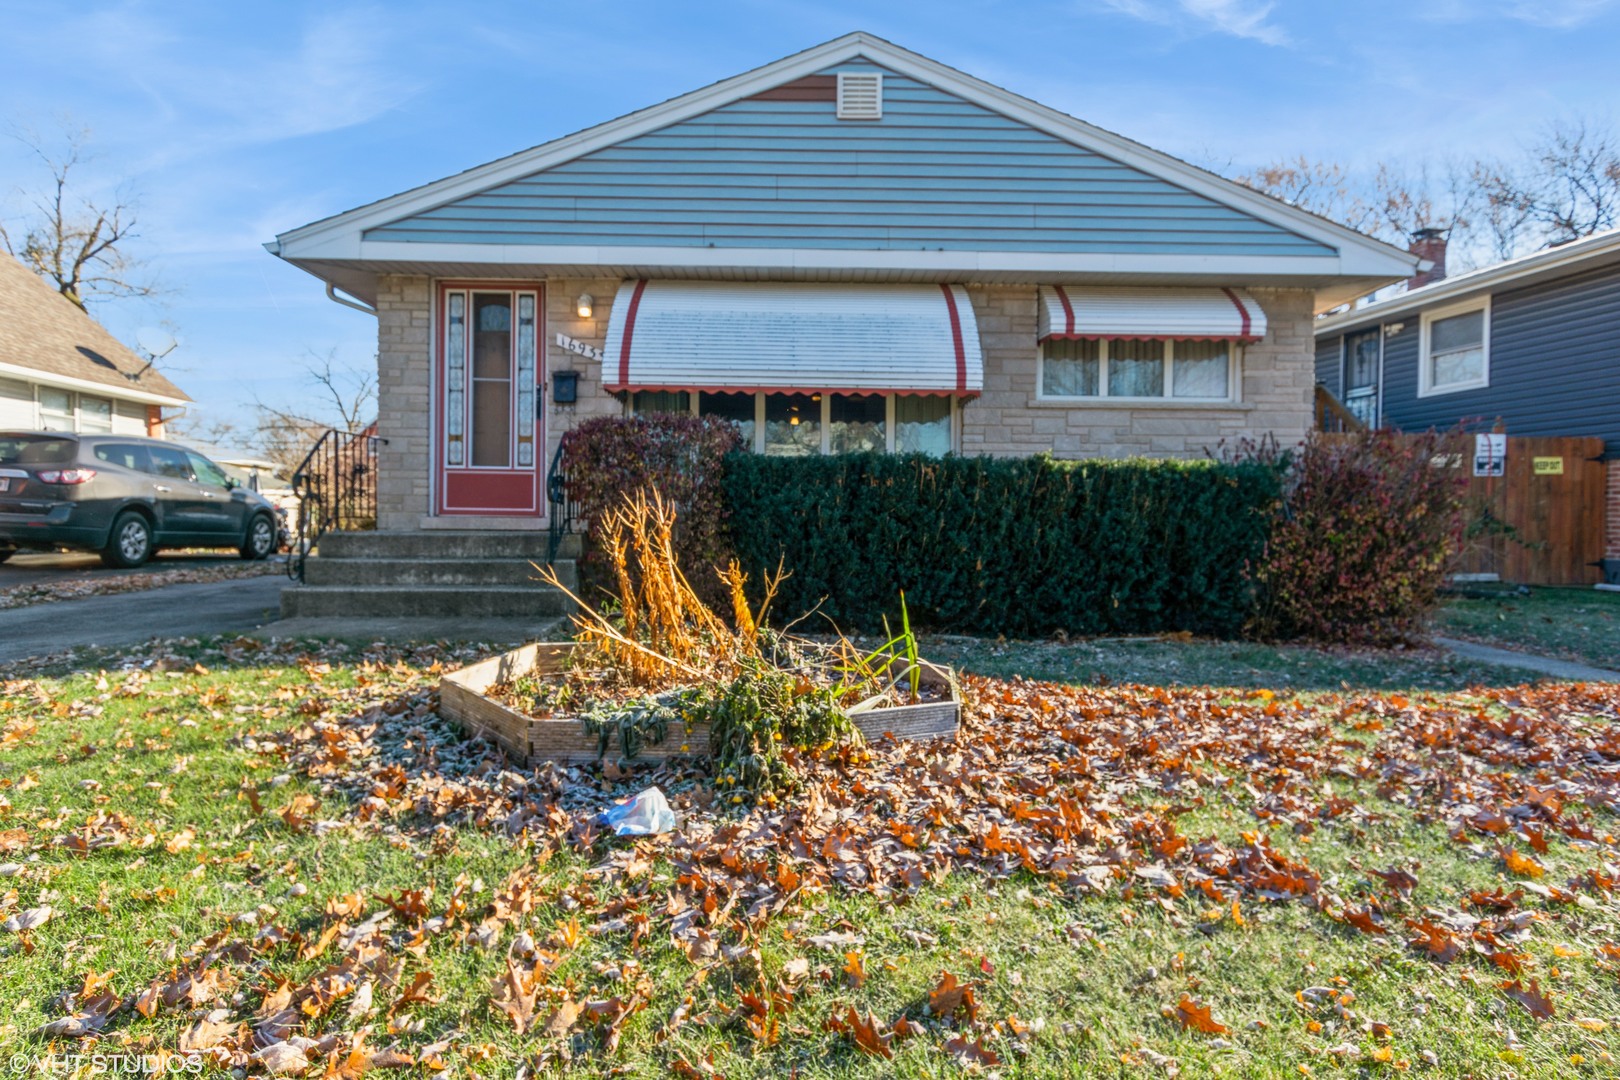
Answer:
[{"left": 438, "top": 641, "right": 960, "bottom": 766}]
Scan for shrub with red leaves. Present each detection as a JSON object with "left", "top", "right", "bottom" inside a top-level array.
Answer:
[
  {"left": 559, "top": 415, "right": 742, "bottom": 603},
  {"left": 1247, "top": 429, "right": 1466, "bottom": 645}
]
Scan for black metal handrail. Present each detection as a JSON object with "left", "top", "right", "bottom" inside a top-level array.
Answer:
[
  {"left": 289, "top": 427, "right": 378, "bottom": 581},
  {"left": 546, "top": 438, "right": 574, "bottom": 565}
]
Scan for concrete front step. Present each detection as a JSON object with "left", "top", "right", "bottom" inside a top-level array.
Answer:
[
  {"left": 302, "top": 556, "right": 577, "bottom": 590},
  {"left": 281, "top": 584, "right": 574, "bottom": 619},
  {"left": 317, "top": 530, "right": 582, "bottom": 561}
]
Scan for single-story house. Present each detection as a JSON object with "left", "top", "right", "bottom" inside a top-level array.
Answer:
[
  {"left": 267, "top": 32, "right": 1419, "bottom": 616},
  {"left": 0, "top": 253, "right": 190, "bottom": 436},
  {"left": 1313, "top": 226, "right": 1620, "bottom": 573}
]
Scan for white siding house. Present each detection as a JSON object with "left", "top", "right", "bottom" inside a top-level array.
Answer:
[{"left": 0, "top": 254, "right": 190, "bottom": 436}]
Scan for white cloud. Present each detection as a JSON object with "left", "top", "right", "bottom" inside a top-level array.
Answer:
[
  {"left": 23, "top": 5, "right": 420, "bottom": 168},
  {"left": 1099, "top": 0, "right": 1291, "bottom": 45},
  {"left": 1504, "top": 0, "right": 1615, "bottom": 26},
  {"left": 1419, "top": 0, "right": 1617, "bottom": 27}
]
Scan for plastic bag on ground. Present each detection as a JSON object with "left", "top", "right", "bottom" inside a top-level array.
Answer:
[{"left": 600, "top": 786, "right": 678, "bottom": 836}]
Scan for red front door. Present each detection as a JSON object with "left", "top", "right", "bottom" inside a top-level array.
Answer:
[{"left": 435, "top": 281, "right": 544, "bottom": 516}]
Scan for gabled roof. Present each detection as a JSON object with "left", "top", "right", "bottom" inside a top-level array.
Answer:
[
  {"left": 269, "top": 32, "right": 1418, "bottom": 310},
  {"left": 1315, "top": 226, "right": 1620, "bottom": 336},
  {"left": 0, "top": 254, "right": 190, "bottom": 406}
]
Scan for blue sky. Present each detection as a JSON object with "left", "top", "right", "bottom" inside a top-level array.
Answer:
[{"left": 3, "top": 0, "right": 1617, "bottom": 431}]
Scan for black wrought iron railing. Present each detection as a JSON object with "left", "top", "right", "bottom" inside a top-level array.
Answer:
[
  {"left": 288, "top": 428, "right": 378, "bottom": 581},
  {"left": 546, "top": 439, "right": 574, "bottom": 565}
]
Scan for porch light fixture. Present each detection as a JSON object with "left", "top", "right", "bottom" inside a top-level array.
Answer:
[{"left": 576, "top": 293, "right": 594, "bottom": 319}]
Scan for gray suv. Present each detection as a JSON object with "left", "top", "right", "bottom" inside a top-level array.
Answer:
[{"left": 0, "top": 432, "right": 282, "bottom": 568}]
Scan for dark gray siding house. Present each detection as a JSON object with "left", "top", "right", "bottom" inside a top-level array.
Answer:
[{"left": 1314, "top": 227, "right": 1620, "bottom": 570}]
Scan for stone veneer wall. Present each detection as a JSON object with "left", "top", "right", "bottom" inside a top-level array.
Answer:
[
  {"left": 373, "top": 277, "right": 1318, "bottom": 526},
  {"left": 960, "top": 285, "right": 1316, "bottom": 458},
  {"left": 375, "top": 275, "right": 432, "bottom": 529},
  {"left": 543, "top": 278, "right": 626, "bottom": 477}
]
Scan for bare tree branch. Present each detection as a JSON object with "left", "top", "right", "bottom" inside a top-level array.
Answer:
[
  {"left": 1236, "top": 118, "right": 1620, "bottom": 273},
  {"left": 1473, "top": 118, "right": 1620, "bottom": 248},
  {"left": 248, "top": 352, "right": 378, "bottom": 470},
  {"left": 1, "top": 123, "right": 155, "bottom": 310}
]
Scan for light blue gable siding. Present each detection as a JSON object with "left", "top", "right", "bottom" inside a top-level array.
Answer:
[{"left": 365, "top": 63, "right": 1335, "bottom": 257}]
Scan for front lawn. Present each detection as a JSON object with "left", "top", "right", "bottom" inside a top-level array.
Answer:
[
  {"left": 1436, "top": 587, "right": 1620, "bottom": 672},
  {"left": 924, "top": 633, "right": 1533, "bottom": 691},
  {"left": 3, "top": 636, "right": 1620, "bottom": 1076}
]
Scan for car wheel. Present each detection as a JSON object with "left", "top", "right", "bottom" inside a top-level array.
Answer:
[
  {"left": 101, "top": 512, "right": 153, "bottom": 568},
  {"left": 240, "top": 514, "right": 276, "bottom": 561}
]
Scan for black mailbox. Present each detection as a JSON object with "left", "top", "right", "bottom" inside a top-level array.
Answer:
[{"left": 552, "top": 370, "right": 579, "bottom": 404}]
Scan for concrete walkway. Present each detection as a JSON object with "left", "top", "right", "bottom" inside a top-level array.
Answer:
[
  {"left": 0, "top": 575, "right": 285, "bottom": 666},
  {"left": 1435, "top": 636, "right": 1620, "bottom": 682}
]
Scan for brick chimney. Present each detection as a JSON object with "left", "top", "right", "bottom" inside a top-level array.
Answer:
[{"left": 1409, "top": 227, "right": 1448, "bottom": 289}]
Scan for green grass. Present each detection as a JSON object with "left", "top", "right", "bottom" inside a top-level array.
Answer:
[
  {"left": 1435, "top": 587, "right": 1620, "bottom": 671},
  {"left": 3, "top": 635, "right": 1620, "bottom": 1077},
  {"left": 920, "top": 633, "right": 1537, "bottom": 691}
]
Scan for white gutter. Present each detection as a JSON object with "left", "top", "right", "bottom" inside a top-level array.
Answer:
[
  {"left": 326, "top": 283, "right": 377, "bottom": 316},
  {"left": 0, "top": 360, "right": 190, "bottom": 407}
]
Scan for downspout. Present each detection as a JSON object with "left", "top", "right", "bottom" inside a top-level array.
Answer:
[{"left": 326, "top": 283, "right": 378, "bottom": 316}]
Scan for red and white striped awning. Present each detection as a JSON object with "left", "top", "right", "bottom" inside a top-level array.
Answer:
[
  {"left": 603, "top": 280, "right": 982, "bottom": 396},
  {"left": 1038, "top": 286, "right": 1267, "bottom": 342}
]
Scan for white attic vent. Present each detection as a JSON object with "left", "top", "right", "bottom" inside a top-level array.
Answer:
[{"left": 836, "top": 72, "right": 883, "bottom": 120}]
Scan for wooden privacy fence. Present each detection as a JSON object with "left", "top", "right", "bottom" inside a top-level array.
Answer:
[
  {"left": 1450, "top": 434, "right": 1607, "bottom": 586},
  {"left": 1318, "top": 432, "right": 1606, "bottom": 585}
]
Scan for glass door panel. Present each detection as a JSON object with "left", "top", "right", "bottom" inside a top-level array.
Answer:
[{"left": 471, "top": 294, "right": 513, "bottom": 467}]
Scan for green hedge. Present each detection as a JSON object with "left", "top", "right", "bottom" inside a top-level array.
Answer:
[{"left": 722, "top": 453, "right": 1283, "bottom": 638}]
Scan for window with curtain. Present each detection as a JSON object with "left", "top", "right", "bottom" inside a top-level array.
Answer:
[
  {"left": 1039, "top": 339, "right": 1234, "bottom": 401},
  {"left": 1041, "top": 339, "right": 1100, "bottom": 397},
  {"left": 895, "top": 395, "right": 950, "bottom": 456},
  {"left": 1172, "top": 341, "right": 1230, "bottom": 399},
  {"left": 632, "top": 390, "right": 955, "bottom": 457},
  {"left": 1108, "top": 339, "right": 1164, "bottom": 397},
  {"left": 763, "top": 393, "right": 821, "bottom": 456},
  {"left": 828, "top": 394, "right": 885, "bottom": 454},
  {"left": 1423, "top": 305, "right": 1488, "bottom": 393},
  {"left": 698, "top": 392, "right": 754, "bottom": 447},
  {"left": 631, "top": 390, "right": 690, "bottom": 414}
]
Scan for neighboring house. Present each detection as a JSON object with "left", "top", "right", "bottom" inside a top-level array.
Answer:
[
  {"left": 266, "top": 32, "right": 1418, "bottom": 616},
  {"left": 0, "top": 253, "right": 190, "bottom": 436},
  {"left": 1314, "top": 227, "right": 1620, "bottom": 572}
]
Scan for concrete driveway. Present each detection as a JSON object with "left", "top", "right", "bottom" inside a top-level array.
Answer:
[
  {"left": 1, "top": 550, "right": 244, "bottom": 584},
  {"left": 0, "top": 574, "right": 285, "bottom": 666}
]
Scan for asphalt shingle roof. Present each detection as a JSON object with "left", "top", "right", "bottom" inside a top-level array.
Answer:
[{"left": 0, "top": 252, "right": 190, "bottom": 403}]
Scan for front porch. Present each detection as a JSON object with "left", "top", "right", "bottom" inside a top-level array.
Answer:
[{"left": 281, "top": 529, "right": 578, "bottom": 619}]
